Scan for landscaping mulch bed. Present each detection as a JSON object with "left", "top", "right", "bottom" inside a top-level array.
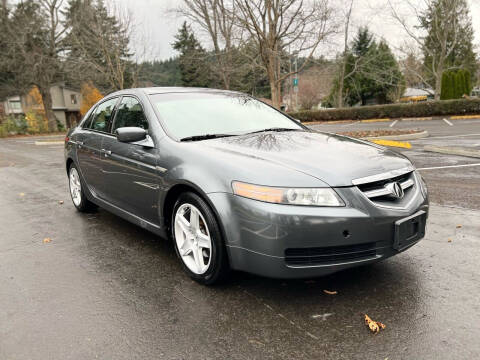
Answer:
[{"left": 337, "top": 129, "right": 422, "bottom": 138}]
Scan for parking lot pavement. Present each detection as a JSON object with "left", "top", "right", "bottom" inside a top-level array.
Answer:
[
  {"left": 1, "top": 134, "right": 479, "bottom": 359},
  {"left": 310, "top": 117, "right": 480, "bottom": 137},
  {"left": 311, "top": 118, "right": 480, "bottom": 210}
]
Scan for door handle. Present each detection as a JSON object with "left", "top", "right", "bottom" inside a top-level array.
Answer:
[{"left": 101, "top": 149, "right": 112, "bottom": 157}]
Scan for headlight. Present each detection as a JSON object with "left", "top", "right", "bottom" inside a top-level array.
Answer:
[
  {"left": 415, "top": 171, "right": 428, "bottom": 198},
  {"left": 232, "top": 181, "right": 345, "bottom": 206}
]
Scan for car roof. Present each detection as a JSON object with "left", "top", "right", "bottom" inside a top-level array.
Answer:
[{"left": 108, "top": 87, "right": 239, "bottom": 97}]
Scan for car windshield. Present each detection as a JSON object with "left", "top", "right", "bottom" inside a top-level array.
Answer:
[{"left": 149, "top": 92, "right": 302, "bottom": 140}]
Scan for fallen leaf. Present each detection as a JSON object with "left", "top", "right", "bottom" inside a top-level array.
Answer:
[
  {"left": 323, "top": 289, "right": 338, "bottom": 295},
  {"left": 58, "top": 200, "right": 64, "bottom": 205},
  {"left": 448, "top": 238, "right": 452, "bottom": 243},
  {"left": 456, "top": 225, "right": 462, "bottom": 228},
  {"left": 43, "top": 237, "right": 52, "bottom": 243},
  {"left": 365, "top": 314, "right": 386, "bottom": 334},
  {"left": 248, "top": 339, "right": 265, "bottom": 346},
  {"left": 19, "top": 193, "right": 25, "bottom": 197}
]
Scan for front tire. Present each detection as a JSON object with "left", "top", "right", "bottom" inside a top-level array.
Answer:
[
  {"left": 172, "top": 192, "right": 230, "bottom": 285},
  {"left": 68, "top": 163, "right": 96, "bottom": 212}
]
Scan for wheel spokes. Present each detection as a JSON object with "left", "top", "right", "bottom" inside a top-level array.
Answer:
[
  {"left": 189, "top": 207, "right": 200, "bottom": 232},
  {"left": 192, "top": 244, "right": 204, "bottom": 272},
  {"left": 174, "top": 203, "right": 212, "bottom": 275},
  {"left": 177, "top": 214, "right": 191, "bottom": 237},
  {"left": 196, "top": 232, "right": 210, "bottom": 249}
]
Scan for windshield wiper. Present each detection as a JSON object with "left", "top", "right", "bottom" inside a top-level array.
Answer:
[
  {"left": 244, "top": 127, "right": 303, "bottom": 135},
  {"left": 179, "top": 134, "right": 236, "bottom": 142}
]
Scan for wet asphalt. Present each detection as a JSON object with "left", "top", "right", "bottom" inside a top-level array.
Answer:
[{"left": 0, "top": 120, "right": 479, "bottom": 359}]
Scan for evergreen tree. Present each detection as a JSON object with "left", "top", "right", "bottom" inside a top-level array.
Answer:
[
  {"left": 172, "top": 22, "right": 211, "bottom": 87},
  {"left": 329, "top": 27, "right": 404, "bottom": 106},
  {"left": 352, "top": 27, "right": 374, "bottom": 57},
  {"left": 421, "top": 0, "right": 478, "bottom": 90},
  {"left": 1, "top": 0, "right": 64, "bottom": 131},
  {"left": 440, "top": 69, "right": 472, "bottom": 99},
  {"left": 63, "top": 0, "right": 133, "bottom": 91},
  {"left": 137, "top": 58, "right": 182, "bottom": 87}
]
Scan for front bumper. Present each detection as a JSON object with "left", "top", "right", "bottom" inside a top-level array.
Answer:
[{"left": 208, "top": 186, "right": 429, "bottom": 279}]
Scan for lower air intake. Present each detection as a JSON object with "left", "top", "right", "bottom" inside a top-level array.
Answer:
[{"left": 285, "top": 242, "right": 377, "bottom": 266}]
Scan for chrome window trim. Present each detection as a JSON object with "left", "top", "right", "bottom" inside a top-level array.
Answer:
[{"left": 351, "top": 165, "right": 415, "bottom": 186}]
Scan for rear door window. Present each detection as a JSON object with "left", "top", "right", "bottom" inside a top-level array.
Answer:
[
  {"left": 81, "top": 107, "right": 96, "bottom": 129},
  {"left": 89, "top": 98, "right": 118, "bottom": 133},
  {"left": 112, "top": 96, "right": 149, "bottom": 132}
]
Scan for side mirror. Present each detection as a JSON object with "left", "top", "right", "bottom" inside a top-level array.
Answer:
[{"left": 115, "top": 127, "right": 147, "bottom": 143}]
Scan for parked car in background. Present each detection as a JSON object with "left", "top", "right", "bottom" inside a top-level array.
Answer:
[{"left": 65, "top": 88, "right": 429, "bottom": 284}]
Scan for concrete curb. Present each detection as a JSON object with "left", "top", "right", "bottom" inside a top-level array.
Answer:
[
  {"left": 303, "top": 115, "right": 480, "bottom": 125},
  {"left": 362, "top": 130, "right": 429, "bottom": 141},
  {"left": 423, "top": 145, "right": 480, "bottom": 159}
]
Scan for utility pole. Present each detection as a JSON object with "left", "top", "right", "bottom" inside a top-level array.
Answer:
[
  {"left": 294, "top": 56, "right": 298, "bottom": 110},
  {"left": 289, "top": 49, "right": 292, "bottom": 110}
]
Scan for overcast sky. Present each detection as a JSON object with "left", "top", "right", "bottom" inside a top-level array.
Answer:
[{"left": 121, "top": 0, "right": 480, "bottom": 61}]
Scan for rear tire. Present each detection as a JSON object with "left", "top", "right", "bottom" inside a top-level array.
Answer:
[
  {"left": 172, "top": 192, "right": 230, "bottom": 285},
  {"left": 68, "top": 163, "right": 97, "bottom": 212}
]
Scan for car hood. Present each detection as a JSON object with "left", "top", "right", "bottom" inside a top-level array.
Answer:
[{"left": 200, "top": 130, "right": 412, "bottom": 187}]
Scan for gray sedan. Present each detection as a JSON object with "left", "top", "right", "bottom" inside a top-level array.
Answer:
[{"left": 64, "top": 88, "right": 429, "bottom": 284}]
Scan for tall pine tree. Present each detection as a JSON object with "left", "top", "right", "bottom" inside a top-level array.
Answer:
[
  {"left": 172, "top": 22, "right": 211, "bottom": 88},
  {"left": 63, "top": 0, "right": 132, "bottom": 91},
  {"left": 421, "top": 0, "right": 477, "bottom": 97},
  {"left": 329, "top": 27, "right": 404, "bottom": 106}
]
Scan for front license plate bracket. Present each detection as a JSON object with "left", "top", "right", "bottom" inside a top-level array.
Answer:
[{"left": 394, "top": 210, "right": 426, "bottom": 251}]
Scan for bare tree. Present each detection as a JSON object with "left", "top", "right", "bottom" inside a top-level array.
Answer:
[
  {"left": 233, "top": 0, "right": 336, "bottom": 108},
  {"left": 336, "top": 0, "right": 353, "bottom": 108},
  {"left": 298, "top": 64, "right": 335, "bottom": 110},
  {"left": 176, "top": 0, "right": 236, "bottom": 89},
  {"left": 3, "top": 0, "right": 65, "bottom": 131},
  {"left": 63, "top": 0, "right": 133, "bottom": 91},
  {"left": 388, "top": 0, "right": 470, "bottom": 99},
  {"left": 38, "top": 0, "right": 66, "bottom": 131}
]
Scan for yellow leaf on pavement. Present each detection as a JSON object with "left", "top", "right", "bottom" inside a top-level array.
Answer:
[
  {"left": 43, "top": 237, "right": 52, "bottom": 243},
  {"left": 365, "top": 314, "right": 386, "bottom": 333}
]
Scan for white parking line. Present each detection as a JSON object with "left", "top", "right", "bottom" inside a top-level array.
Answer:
[
  {"left": 342, "top": 121, "right": 358, "bottom": 127},
  {"left": 417, "top": 163, "right": 480, "bottom": 171},
  {"left": 443, "top": 118, "right": 453, "bottom": 126},
  {"left": 419, "top": 133, "right": 480, "bottom": 140},
  {"left": 389, "top": 120, "right": 398, "bottom": 128}
]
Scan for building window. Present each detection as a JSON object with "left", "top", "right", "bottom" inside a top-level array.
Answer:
[
  {"left": 71, "top": 94, "right": 77, "bottom": 104},
  {"left": 9, "top": 101, "right": 21, "bottom": 110}
]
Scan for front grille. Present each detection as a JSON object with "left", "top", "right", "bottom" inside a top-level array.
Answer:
[
  {"left": 356, "top": 171, "right": 416, "bottom": 206},
  {"left": 357, "top": 172, "right": 411, "bottom": 193},
  {"left": 285, "top": 242, "right": 377, "bottom": 266}
]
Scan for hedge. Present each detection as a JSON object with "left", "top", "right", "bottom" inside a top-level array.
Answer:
[{"left": 290, "top": 98, "right": 480, "bottom": 122}]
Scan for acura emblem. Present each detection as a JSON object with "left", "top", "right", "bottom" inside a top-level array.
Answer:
[{"left": 385, "top": 181, "right": 404, "bottom": 199}]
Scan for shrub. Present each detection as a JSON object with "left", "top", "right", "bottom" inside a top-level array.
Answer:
[
  {"left": 290, "top": 98, "right": 480, "bottom": 122},
  {"left": 0, "top": 115, "right": 29, "bottom": 137},
  {"left": 441, "top": 69, "right": 472, "bottom": 100}
]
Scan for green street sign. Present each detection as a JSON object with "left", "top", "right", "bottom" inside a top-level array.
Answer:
[{"left": 293, "top": 78, "right": 298, "bottom": 86}]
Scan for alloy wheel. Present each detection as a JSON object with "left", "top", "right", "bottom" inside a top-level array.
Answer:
[
  {"left": 174, "top": 203, "right": 212, "bottom": 274},
  {"left": 69, "top": 167, "right": 82, "bottom": 207}
]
